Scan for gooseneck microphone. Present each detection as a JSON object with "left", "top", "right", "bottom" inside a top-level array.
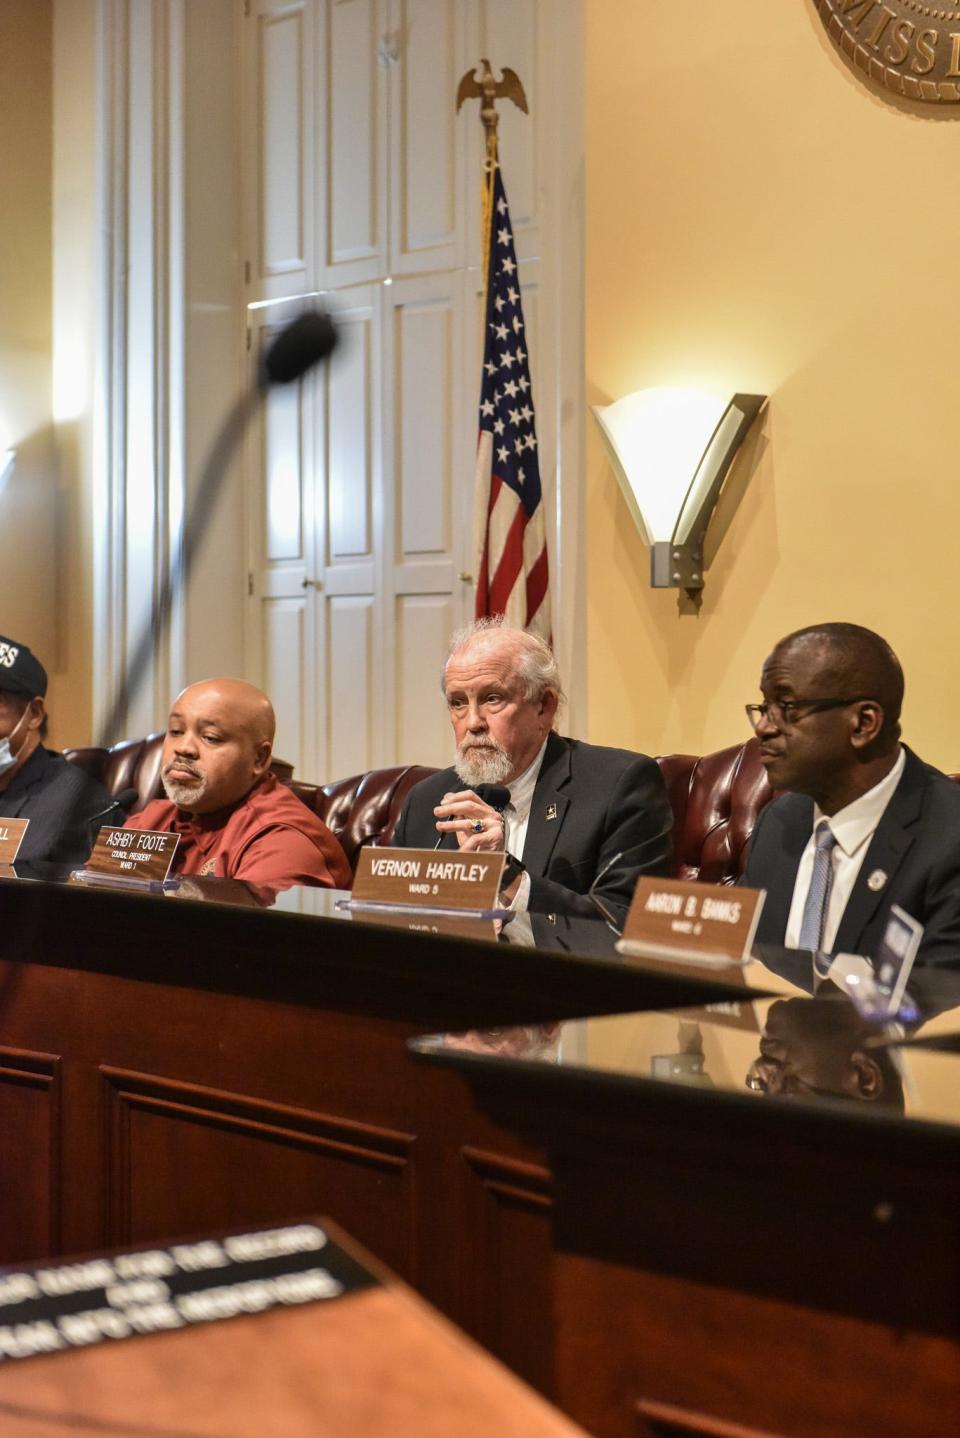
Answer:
[
  {"left": 473, "top": 784, "right": 510, "bottom": 812},
  {"left": 98, "top": 311, "right": 339, "bottom": 748},
  {"left": 85, "top": 787, "right": 139, "bottom": 847},
  {"left": 433, "top": 783, "right": 511, "bottom": 849}
]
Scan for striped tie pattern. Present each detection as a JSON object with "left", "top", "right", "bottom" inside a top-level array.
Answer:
[{"left": 798, "top": 820, "right": 838, "bottom": 953}]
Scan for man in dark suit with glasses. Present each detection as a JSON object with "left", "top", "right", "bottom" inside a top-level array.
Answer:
[{"left": 742, "top": 622, "right": 960, "bottom": 967}]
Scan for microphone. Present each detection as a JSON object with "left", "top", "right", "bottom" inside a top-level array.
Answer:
[
  {"left": 98, "top": 308, "right": 339, "bottom": 747},
  {"left": 473, "top": 783, "right": 510, "bottom": 812},
  {"left": 433, "top": 783, "right": 511, "bottom": 849},
  {"left": 86, "top": 788, "right": 139, "bottom": 846},
  {"left": 260, "top": 311, "right": 338, "bottom": 387}
]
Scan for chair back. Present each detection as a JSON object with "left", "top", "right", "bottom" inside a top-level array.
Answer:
[{"left": 63, "top": 734, "right": 777, "bottom": 883}]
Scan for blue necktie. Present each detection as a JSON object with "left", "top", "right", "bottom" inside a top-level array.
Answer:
[{"left": 798, "top": 820, "right": 838, "bottom": 954}]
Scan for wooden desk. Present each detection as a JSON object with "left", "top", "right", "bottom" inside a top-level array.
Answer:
[
  {"left": 414, "top": 996, "right": 960, "bottom": 1437},
  {"left": 0, "top": 1221, "right": 588, "bottom": 1438},
  {"left": 0, "top": 870, "right": 773, "bottom": 1400}
]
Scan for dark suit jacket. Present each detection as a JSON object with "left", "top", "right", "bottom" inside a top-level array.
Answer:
[
  {"left": 743, "top": 747, "right": 960, "bottom": 967},
  {"left": 0, "top": 746, "right": 123, "bottom": 866},
  {"left": 392, "top": 732, "right": 674, "bottom": 922}
]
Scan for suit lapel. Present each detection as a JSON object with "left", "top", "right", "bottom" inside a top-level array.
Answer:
[
  {"left": 756, "top": 796, "right": 814, "bottom": 943},
  {"left": 832, "top": 749, "right": 925, "bottom": 954},
  {"left": 518, "top": 733, "right": 571, "bottom": 874}
]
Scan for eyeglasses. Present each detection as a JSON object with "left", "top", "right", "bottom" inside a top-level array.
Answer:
[{"left": 744, "top": 696, "right": 871, "bottom": 730}]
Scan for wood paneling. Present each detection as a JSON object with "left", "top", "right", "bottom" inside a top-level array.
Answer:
[
  {"left": 258, "top": 3, "right": 305, "bottom": 276},
  {"left": 458, "top": 1146, "right": 553, "bottom": 1397},
  {"left": 390, "top": 0, "right": 463, "bottom": 274},
  {"left": 327, "top": 596, "right": 374, "bottom": 778},
  {"left": 101, "top": 1068, "right": 415, "bottom": 1275},
  {"left": 324, "top": 0, "right": 386, "bottom": 283},
  {"left": 0, "top": 1047, "right": 61, "bottom": 1262}
]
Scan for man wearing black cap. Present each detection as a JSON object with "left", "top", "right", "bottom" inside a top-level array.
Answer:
[{"left": 0, "top": 634, "right": 124, "bottom": 865}]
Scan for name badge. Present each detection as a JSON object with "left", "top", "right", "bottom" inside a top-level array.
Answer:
[
  {"left": 351, "top": 845, "right": 505, "bottom": 913},
  {"left": 0, "top": 818, "right": 29, "bottom": 864},
  {"left": 78, "top": 827, "right": 180, "bottom": 886},
  {"left": 618, "top": 876, "right": 766, "bottom": 965}
]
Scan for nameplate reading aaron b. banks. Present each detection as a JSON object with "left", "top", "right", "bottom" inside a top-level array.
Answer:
[
  {"left": 618, "top": 877, "right": 766, "bottom": 965},
  {"left": 0, "top": 817, "right": 29, "bottom": 864},
  {"left": 351, "top": 846, "right": 505, "bottom": 913},
  {"left": 79, "top": 828, "right": 180, "bottom": 885}
]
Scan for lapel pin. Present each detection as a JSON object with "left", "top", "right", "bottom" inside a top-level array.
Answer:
[
  {"left": 867, "top": 869, "right": 887, "bottom": 892},
  {"left": 546, "top": 802, "right": 558, "bottom": 821}
]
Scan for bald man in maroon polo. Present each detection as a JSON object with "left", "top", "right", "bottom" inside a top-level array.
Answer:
[{"left": 126, "top": 679, "right": 351, "bottom": 893}]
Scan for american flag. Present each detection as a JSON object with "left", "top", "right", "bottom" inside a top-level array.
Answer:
[{"left": 473, "top": 165, "right": 550, "bottom": 639}]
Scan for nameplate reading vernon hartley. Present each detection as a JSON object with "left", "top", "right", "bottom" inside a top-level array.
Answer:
[
  {"left": 0, "top": 818, "right": 29, "bottom": 864},
  {"left": 815, "top": 0, "right": 960, "bottom": 103},
  {"left": 80, "top": 827, "right": 180, "bottom": 885},
  {"left": 618, "top": 877, "right": 765, "bottom": 965},
  {"left": 352, "top": 846, "right": 505, "bottom": 912}
]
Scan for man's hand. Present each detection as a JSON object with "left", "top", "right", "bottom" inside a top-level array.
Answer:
[{"left": 433, "top": 790, "right": 505, "bottom": 852}]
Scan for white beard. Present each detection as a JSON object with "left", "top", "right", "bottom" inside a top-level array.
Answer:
[
  {"left": 162, "top": 773, "right": 208, "bottom": 808},
  {"left": 454, "top": 739, "right": 513, "bottom": 786}
]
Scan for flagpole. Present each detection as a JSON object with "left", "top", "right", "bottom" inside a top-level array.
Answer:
[
  {"left": 456, "top": 59, "right": 528, "bottom": 317},
  {"left": 457, "top": 61, "right": 550, "bottom": 640}
]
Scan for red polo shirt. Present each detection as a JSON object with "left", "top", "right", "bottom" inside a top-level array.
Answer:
[{"left": 125, "top": 773, "right": 351, "bottom": 893}]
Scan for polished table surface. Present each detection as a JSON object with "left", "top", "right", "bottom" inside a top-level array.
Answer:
[
  {"left": 411, "top": 980, "right": 960, "bottom": 1437},
  {"left": 412, "top": 984, "right": 960, "bottom": 1131}
]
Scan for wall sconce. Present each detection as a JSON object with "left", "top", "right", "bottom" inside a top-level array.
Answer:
[
  {"left": 0, "top": 449, "right": 14, "bottom": 499},
  {"left": 592, "top": 388, "right": 766, "bottom": 591}
]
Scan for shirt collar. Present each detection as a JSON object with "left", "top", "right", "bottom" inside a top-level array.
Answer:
[
  {"left": 506, "top": 736, "right": 550, "bottom": 816},
  {"left": 813, "top": 745, "right": 905, "bottom": 859}
]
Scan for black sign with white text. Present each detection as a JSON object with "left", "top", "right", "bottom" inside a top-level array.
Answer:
[{"left": 0, "top": 1222, "right": 377, "bottom": 1364}]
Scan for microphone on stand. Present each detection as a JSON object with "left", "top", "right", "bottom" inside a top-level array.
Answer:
[
  {"left": 473, "top": 784, "right": 510, "bottom": 813},
  {"left": 86, "top": 787, "right": 139, "bottom": 848},
  {"left": 433, "top": 783, "right": 511, "bottom": 849},
  {"left": 98, "top": 310, "right": 339, "bottom": 749}
]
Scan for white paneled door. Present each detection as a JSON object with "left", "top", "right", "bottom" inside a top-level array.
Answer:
[{"left": 243, "top": 0, "right": 581, "bottom": 785}]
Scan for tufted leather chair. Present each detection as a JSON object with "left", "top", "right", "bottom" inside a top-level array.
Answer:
[
  {"left": 288, "top": 766, "right": 440, "bottom": 872},
  {"left": 658, "top": 740, "right": 773, "bottom": 885},
  {"left": 62, "top": 733, "right": 776, "bottom": 885}
]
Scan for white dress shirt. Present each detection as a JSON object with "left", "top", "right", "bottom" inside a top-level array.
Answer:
[
  {"left": 784, "top": 746, "right": 906, "bottom": 952},
  {"left": 500, "top": 736, "right": 549, "bottom": 914}
]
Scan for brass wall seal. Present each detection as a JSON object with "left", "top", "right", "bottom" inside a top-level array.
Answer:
[{"left": 815, "top": 0, "right": 960, "bottom": 101}]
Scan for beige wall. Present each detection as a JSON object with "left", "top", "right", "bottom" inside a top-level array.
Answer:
[
  {"left": 0, "top": 1, "right": 58, "bottom": 719},
  {"left": 585, "top": 0, "right": 960, "bottom": 772}
]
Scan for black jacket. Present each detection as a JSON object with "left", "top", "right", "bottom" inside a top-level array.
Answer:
[
  {"left": 392, "top": 732, "right": 674, "bottom": 922},
  {"left": 743, "top": 747, "right": 960, "bottom": 967},
  {"left": 0, "top": 746, "right": 123, "bottom": 866}
]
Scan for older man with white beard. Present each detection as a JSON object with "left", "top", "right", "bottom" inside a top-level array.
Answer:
[{"left": 391, "top": 620, "right": 673, "bottom": 922}]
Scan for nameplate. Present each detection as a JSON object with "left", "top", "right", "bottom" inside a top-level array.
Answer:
[
  {"left": 0, "top": 818, "right": 29, "bottom": 864},
  {"left": 618, "top": 877, "right": 765, "bottom": 965},
  {"left": 351, "top": 845, "right": 505, "bottom": 913},
  {"left": 0, "top": 1222, "right": 377, "bottom": 1364},
  {"left": 79, "top": 827, "right": 180, "bottom": 885}
]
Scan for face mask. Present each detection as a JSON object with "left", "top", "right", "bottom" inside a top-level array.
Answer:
[{"left": 0, "top": 703, "right": 31, "bottom": 778}]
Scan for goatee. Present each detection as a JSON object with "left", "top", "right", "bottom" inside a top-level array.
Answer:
[
  {"left": 162, "top": 773, "right": 208, "bottom": 808},
  {"left": 454, "top": 738, "right": 513, "bottom": 786}
]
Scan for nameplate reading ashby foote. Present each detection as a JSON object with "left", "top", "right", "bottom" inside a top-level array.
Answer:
[
  {"left": 0, "top": 818, "right": 29, "bottom": 864},
  {"left": 619, "top": 876, "right": 766, "bottom": 965},
  {"left": 352, "top": 846, "right": 505, "bottom": 912},
  {"left": 78, "top": 827, "right": 180, "bottom": 885}
]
